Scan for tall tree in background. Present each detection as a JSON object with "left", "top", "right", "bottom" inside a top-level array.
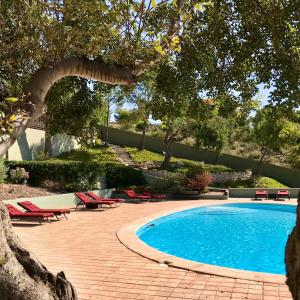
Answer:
[
  {"left": 46, "top": 78, "right": 108, "bottom": 146},
  {"left": 251, "top": 107, "right": 300, "bottom": 175}
]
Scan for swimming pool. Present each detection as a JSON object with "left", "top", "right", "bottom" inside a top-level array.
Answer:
[{"left": 137, "top": 203, "right": 296, "bottom": 275}]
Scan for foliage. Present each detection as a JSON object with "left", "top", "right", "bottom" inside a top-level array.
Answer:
[
  {"left": 187, "top": 172, "right": 213, "bottom": 193},
  {"left": 221, "top": 176, "right": 288, "bottom": 188},
  {"left": 54, "top": 147, "right": 117, "bottom": 163},
  {"left": 256, "top": 177, "right": 287, "bottom": 188},
  {"left": 46, "top": 77, "right": 109, "bottom": 145},
  {"left": 193, "top": 115, "right": 232, "bottom": 158},
  {"left": 287, "top": 145, "right": 300, "bottom": 169},
  {"left": 105, "top": 164, "right": 145, "bottom": 189},
  {"left": 0, "top": 96, "right": 30, "bottom": 136},
  {"left": 146, "top": 170, "right": 187, "bottom": 194},
  {"left": 126, "top": 147, "right": 163, "bottom": 163},
  {"left": 114, "top": 108, "right": 142, "bottom": 130},
  {"left": 0, "top": 159, "right": 7, "bottom": 183},
  {"left": 126, "top": 146, "right": 233, "bottom": 173},
  {"left": 5, "top": 145, "right": 144, "bottom": 191},
  {"left": 5, "top": 160, "right": 105, "bottom": 190},
  {"left": 251, "top": 107, "right": 300, "bottom": 173},
  {"left": 9, "top": 167, "right": 29, "bottom": 184}
]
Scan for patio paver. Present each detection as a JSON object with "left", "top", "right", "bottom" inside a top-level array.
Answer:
[{"left": 14, "top": 200, "right": 294, "bottom": 300}]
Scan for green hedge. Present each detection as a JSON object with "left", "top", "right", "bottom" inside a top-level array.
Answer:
[
  {"left": 105, "top": 164, "right": 146, "bottom": 188},
  {"left": 5, "top": 160, "right": 145, "bottom": 191}
]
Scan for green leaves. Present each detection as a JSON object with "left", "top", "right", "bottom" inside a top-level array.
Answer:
[{"left": 5, "top": 97, "right": 18, "bottom": 103}]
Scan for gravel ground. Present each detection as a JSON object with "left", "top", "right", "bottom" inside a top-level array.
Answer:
[{"left": 0, "top": 184, "right": 58, "bottom": 200}]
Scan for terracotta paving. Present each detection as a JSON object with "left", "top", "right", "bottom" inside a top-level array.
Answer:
[{"left": 14, "top": 200, "right": 294, "bottom": 300}]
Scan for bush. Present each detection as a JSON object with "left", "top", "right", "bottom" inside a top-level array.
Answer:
[
  {"left": 5, "top": 160, "right": 106, "bottom": 191},
  {"left": 0, "top": 159, "right": 7, "bottom": 184},
  {"left": 9, "top": 167, "right": 29, "bottom": 184},
  {"left": 105, "top": 163, "right": 146, "bottom": 188},
  {"left": 187, "top": 172, "right": 213, "bottom": 193},
  {"left": 5, "top": 160, "right": 146, "bottom": 191}
]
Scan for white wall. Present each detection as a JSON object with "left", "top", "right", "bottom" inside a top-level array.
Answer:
[{"left": 7, "top": 128, "right": 79, "bottom": 161}]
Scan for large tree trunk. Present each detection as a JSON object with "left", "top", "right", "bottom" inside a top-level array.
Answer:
[
  {"left": 286, "top": 191, "right": 300, "bottom": 300},
  {"left": 0, "top": 57, "right": 136, "bottom": 156},
  {"left": 0, "top": 201, "right": 77, "bottom": 300},
  {"left": 138, "top": 121, "right": 147, "bottom": 151},
  {"left": 45, "top": 129, "right": 52, "bottom": 157}
]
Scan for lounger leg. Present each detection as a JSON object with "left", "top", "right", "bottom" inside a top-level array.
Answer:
[{"left": 64, "top": 213, "right": 68, "bottom": 220}]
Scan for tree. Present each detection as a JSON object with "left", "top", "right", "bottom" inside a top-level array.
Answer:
[
  {"left": 114, "top": 108, "right": 142, "bottom": 130},
  {"left": 194, "top": 115, "right": 231, "bottom": 163},
  {"left": 118, "top": 77, "right": 156, "bottom": 150},
  {"left": 152, "top": 63, "right": 193, "bottom": 168},
  {"left": 46, "top": 77, "right": 108, "bottom": 146},
  {"left": 1, "top": 0, "right": 300, "bottom": 298},
  {"left": 0, "top": 0, "right": 186, "bottom": 156},
  {"left": 251, "top": 107, "right": 300, "bottom": 175}
]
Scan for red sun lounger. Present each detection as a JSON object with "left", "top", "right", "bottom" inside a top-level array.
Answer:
[
  {"left": 255, "top": 190, "right": 268, "bottom": 200},
  {"left": 18, "top": 201, "right": 70, "bottom": 219},
  {"left": 85, "top": 191, "right": 125, "bottom": 205},
  {"left": 5, "top": 204, "right": 54, "bottom": 224},
  {"left": 276, "top": 190, "right": 290, "bottom": 200},
  {"left": 122, "top": 189, "right": 152, "bottom": 201},
  {"left": 143, "top": 191, "right": 167, "bottom": 199},
  {"left": 75, "top": 192, "right": 117, "bottom": 209}
]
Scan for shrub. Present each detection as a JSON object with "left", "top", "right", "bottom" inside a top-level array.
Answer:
[
  {"left": 105, "top": 163, "right": 146, "bottom": 188},
  {"left": 5, "top": 160, "right": 146, "bottom": 191},
  {"left": 187, "top": 172, "right": 213, "bottom": 193},
  {"left": 148, "top": 171, "right": 187, "bottom": 193},
  {"left": 0, "top": 159, "right": 7, "bottom": 184},
  {"left": 5, "top": 160, "right": 106, "bottom": 191},
  {"left": 9, "top": 167, "right": 29, "bottom": 184}
]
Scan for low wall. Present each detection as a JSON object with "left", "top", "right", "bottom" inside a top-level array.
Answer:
[
  {"left": 6, "top": 128, "right": 79, "bottom": 161},
  {"left": 105, "top": 127, "right": 300, "bottom": 188},
  {"left": 229, "top": 188, "right": 300, "bottom": 199},
  {"left": 3, "top": 189, "right": 114, "bottom": 209}
]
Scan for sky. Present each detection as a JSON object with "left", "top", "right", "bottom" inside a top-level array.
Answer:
[{"left": 110, "top": 84, "right": 274, "bottom": 122}]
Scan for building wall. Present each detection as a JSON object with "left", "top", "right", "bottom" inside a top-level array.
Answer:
[
  {"left": 105, "top": 127, "right": 300, "bottom": 188},
  {"left": 7, "top": 128, "right": 79, "bottom": 161}
]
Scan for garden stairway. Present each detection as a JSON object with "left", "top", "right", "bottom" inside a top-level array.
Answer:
[{"left": 110, "top": 145, "right": 140, "bottom": 168}]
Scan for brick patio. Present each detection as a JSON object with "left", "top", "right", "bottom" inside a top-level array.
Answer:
[{"left": 14, "top": 200, "right": 293, "bottom": 300}]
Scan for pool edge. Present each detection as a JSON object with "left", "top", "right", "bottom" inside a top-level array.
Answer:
[{"left": 116, "top": 200, "right": 290, "bottom": 284}]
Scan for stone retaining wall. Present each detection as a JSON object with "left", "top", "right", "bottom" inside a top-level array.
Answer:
[{"left": 211, "top": 170, "right": 252, "bottom": 184}]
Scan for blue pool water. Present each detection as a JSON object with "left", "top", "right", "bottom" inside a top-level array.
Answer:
[{"left": 137, "top": 203, "right": 296, "bottom": 274}]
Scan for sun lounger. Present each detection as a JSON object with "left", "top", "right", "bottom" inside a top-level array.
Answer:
[
  {"left": 75, "top": 192, "right": 117, "bottom": 209},
  {"left": 255, "top": 190, "right": 268, "bottom": 200},
  {"left": 143, "top": 191, "right": 167, "bottom": 199},
  {"left": 85, "top": 191, "right": 125, "bottom": 205},
  {"left": 276, "top": 190, "right": 290, "bottom": 200},
  {"left": 5, "top": 204, "right": 54, "bottom": 224},
  {"left": 122, "top": 189, "right": 152, "bottom": 201},
  {"left": 18, "top": 201, "right": 70, "bottom": 219}
]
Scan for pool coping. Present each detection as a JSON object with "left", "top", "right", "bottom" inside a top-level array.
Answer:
[{"left": 117, "top": 200, "right": 293, "bottom": 284}]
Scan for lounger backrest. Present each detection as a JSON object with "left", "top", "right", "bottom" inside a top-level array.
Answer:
[
  {"left": 123, "top": 190, "right": 136, "bottom": 197},
  {"left": 5, "top": 204, "right": 23, "bottom": 215},
  {"left": 18, "top": 201, "right": 40, "bottom": 212},
  {"left": 86, "top": 192, "right": 102, "bottom": 200},
  {"left": 75, "top": 192, "right": 92, "bottom": 203}
]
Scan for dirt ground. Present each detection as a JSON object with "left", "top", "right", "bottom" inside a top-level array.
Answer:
[{"left": 0, "top": 184, "right": 57, "bottom": 200}]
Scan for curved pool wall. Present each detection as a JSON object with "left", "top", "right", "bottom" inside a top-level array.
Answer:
[
  {"left": 137, "top": 203, "right": 296, "bottom": 275},
  {"left": 3, "top": 189, "right": 114, "bottom": 209}
]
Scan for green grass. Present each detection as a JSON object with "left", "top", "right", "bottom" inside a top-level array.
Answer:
[
  {"left": 222, "top": 176, "right": 288, "bottom": 188},
  {"left": 256, "top": 177, "right": 287, "bottom": 188},
  {"left": 126, "top": 147, "right": 233, "bottom": 174},
  {"left": 52, "top": 147, "right": 118, "bottom": 163},
  {"left": 126, "top": 147, "right": 163, "bottom": 163}
]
